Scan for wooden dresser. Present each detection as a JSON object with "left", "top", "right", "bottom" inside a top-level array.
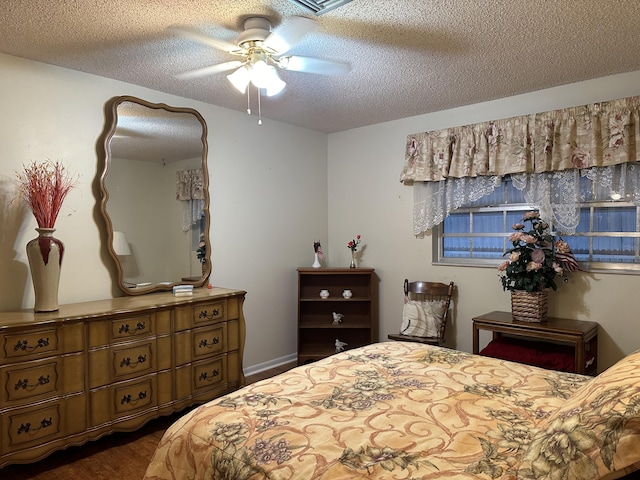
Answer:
[{"left": 0, "top": 287, "right": 246, "bottom": 467}]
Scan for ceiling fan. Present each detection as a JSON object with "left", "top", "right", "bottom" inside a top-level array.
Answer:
[{"left": 170, "top": 16, "right": 351, "bottom": 98}]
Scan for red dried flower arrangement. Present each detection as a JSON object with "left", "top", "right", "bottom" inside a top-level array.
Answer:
[{"left": 16, "top": 160, "right": 78, "bottom": 228}]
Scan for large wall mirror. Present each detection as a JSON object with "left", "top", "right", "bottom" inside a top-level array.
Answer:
[{"left": 99, "top": 96, "right": 210, "bottom": 295}]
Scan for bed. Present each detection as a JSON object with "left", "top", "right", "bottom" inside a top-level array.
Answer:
[{"left": 143, "top": 342, "right": 640, "bottom": 480}]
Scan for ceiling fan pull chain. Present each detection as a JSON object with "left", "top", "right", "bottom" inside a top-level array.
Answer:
[
  {"left": 246, "top": 87, "right": 251, "bottom": 115},
  {"left": 257, "top": 87, "right": 263, "bottom": 126}
]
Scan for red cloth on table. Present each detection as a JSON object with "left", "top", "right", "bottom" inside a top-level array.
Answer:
[{"left": 479, "top": 336, "right": 594, "bottom": 373}]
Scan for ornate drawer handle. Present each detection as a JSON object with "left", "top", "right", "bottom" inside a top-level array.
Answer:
[
  {"left": 14, "top": 337, "right": 50, "bottom": 352},
  {"left": 17, "top": 417, "right": 53, "bottom": 434},
  {"left": 118, "top": 322, "right": 146, "bottom": 334},
  {"left": 198, "top": 369, "right": 220, "bottom": 382},
  {"left": 14, "top": 374, "right": 51, "bottom": 391},
  {"left": 120, "top": 354, "right": 147, "bottom": 368},
  {"left": 120, "top": 390, "right": 148, "bottom": 405},
  {"left": 198, "top": 308, "right": 220, "bottom": 320},
  {"left": 198, "top": 337, "right": 220, "bottom": 349}
]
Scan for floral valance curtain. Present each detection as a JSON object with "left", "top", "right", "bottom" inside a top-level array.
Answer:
[
  {"left": 176, "top": 169, "right": 205, "bottom": 201},
  {"left": 401, "top": 95, "right": 640, "bottom": 235},
  {"left": 176, "top": 169, "right": 205, "bottom": 232},
  {"left": 401, "top": 95, "right": 640, "bottom": 182}
]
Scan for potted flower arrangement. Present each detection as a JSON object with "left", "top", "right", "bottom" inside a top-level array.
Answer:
[
  {"left": 16, "top": 160, "right": 77, "bottom": 312},
  {"left": 498, "top": 211, "right": 581, "bottom": 322}
]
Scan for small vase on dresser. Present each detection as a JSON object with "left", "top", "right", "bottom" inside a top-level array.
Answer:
[
  {"left": 349, "top": 251, "right": 357, "bottom": 268},
  {"left": 26, "top": 227, "right": 64, "bottom": 312},
  {"left": 347, "top": 235, "right": 361, "bottom": 268}
]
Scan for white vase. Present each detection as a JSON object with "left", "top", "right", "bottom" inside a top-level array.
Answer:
[
  {"left": 26, "top": 228, "right": 64, "bottom": 312},
  {"left": 312, "top": 252, "right": 321, "bottom": 268}
]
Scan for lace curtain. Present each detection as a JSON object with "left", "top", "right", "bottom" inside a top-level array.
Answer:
[
  {"left": 176, "top": 169, "right": 205, "bottom": 232},
  {"left": 401, "top": 95, "right": 640, "bottom": 235},
  {"left": 413, "top": 164, "right": 640, "bottom": 235}
]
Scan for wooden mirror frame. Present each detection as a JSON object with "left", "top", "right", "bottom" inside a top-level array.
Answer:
[{"left": 98, "top": 95, "right": 210, "bottom": 295}]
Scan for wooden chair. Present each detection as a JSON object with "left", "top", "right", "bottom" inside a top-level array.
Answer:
[{"left": 388, "top": 279, "right": 455, "bottom": 346}]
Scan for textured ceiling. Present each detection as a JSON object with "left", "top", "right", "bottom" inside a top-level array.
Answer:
[{"left": 2, "top": 1, "right": 640, "bottom": 133}]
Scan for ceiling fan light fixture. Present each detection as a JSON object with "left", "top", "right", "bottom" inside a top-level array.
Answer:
[
  {"left": 248, "top": 60, "right": 271, "bottom": 88},
  {"left": 264, "top": 73, "right": 286, "bottom": 96},
  {"left": 175, "top": 14, "right": 350, "bottom": 122},
  {"left": 227, "top": 66, "right": 250, "bottom": 93},
  {"left": 249, "top": 62, "right": 286, "bottom": 96}
]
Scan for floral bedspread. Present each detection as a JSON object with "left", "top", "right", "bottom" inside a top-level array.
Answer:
[{"left": 143, "top": 342, "right": 638, "bottom": 480}]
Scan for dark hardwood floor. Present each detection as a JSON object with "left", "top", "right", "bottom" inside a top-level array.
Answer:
[{"left": 1, "top": 362, "right": 296, "bottom": 480}]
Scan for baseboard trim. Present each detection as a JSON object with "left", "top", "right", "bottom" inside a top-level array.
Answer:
[{"left": 243, "top": 353, "right": 298, "bottom": 377}]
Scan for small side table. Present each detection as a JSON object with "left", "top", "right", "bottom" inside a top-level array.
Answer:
[{"left": 472, "top": 311, "right": 598, "bottom": 375}]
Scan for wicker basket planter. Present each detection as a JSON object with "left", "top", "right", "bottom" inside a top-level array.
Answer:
[{"left": 511, "top": 290, "right": 548, "bottom": 322}]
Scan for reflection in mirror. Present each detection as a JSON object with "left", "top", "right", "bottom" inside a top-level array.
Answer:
[{"left": 99, "top": 96, "right": 210, "bottom": 295}]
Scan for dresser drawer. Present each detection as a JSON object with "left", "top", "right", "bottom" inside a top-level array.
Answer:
[
  {"left": 175, "top": 298, "right": 230, "bottom": 331},
  {"left": 0, "top": 394, "right": 86, "bottom": 461},
  {"left": 193, "top": 324, "right": 226, "bottom": 359},
  {"left": 2, "top": 328, "right": 59, "bottom": 362},
  {"left": 2, "top": 353, "right": 84, "bottom": 404},
  {"left": 111, "top": 314, "right": 153, "bottom": 340},
  {"left": 88, "top": 339, "right": 156, "bottom": 388},
  {"left": 175, "top": 323, "right": 228, "bottom": 366},
  {"left": 1, "top": 323, "right": 83, "bottom": 362},
  {"left": 88, "top": 314, "right": 155, "bottom": 348},
  {"left": 175, "top": 354, "right": 228, "bottom": 400},
  {"left": 3, "top": 402, "right": 62, "bottom": 450},
  {"left": 193, "top": 355, "right": 227, "bottom": 392},
  {"left": 89, "top": 375, "right": 157, "bottom": 426},
  {"left": 112, "top": 341, "right": 154, "bottom": 378},
  {"left": 4, "top": 362, "right": 57, "bottom": 402},
  {"left": 194, "top": 300, "right": 226, "bottom": 325},
  {"left": 113, "top": 376, "right": 155, "bottom": 416}
]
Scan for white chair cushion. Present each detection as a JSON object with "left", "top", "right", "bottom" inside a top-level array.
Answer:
[{"left": 400, "top": 299, "right": 447, "bottom": 338}]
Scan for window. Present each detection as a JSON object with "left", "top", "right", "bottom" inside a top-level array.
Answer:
[{"left": 434, "top": 178, "right": 640, "bottom": 272}]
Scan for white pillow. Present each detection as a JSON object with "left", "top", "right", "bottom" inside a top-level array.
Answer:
[{"left": 400, "top": 299, "right": 447, "bottom": 338}]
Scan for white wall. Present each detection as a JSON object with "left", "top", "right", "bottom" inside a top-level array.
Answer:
[
  {"left": 0, "top": 52, "right": 328, "bottom": 369},
  {"left": 3, "top": 50, "right": 640, "bottom": 374},
  {"left": 327, "top": 69, "right": 640, "bottom": 372}
]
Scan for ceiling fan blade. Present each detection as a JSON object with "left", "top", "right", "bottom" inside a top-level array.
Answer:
[
  {"left": 263, "top": 16, "right": 319, "bottom": 54},
  {"left": 279, "top": 56, "right": 351, "bottom": 75},
  {"left": 168, "top": 25, "right": 239, "bottom": 53},
  {"left": 176, "top": 61, "right": 244, "bottom": 80}
]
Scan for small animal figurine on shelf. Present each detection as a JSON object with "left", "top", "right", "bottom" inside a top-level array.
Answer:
[
  {"left": 335, "top": 339, "right": 348, "bottom": 353},
  {"left": 332, "top": 312, "right": 344, "bottom": 325}
]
